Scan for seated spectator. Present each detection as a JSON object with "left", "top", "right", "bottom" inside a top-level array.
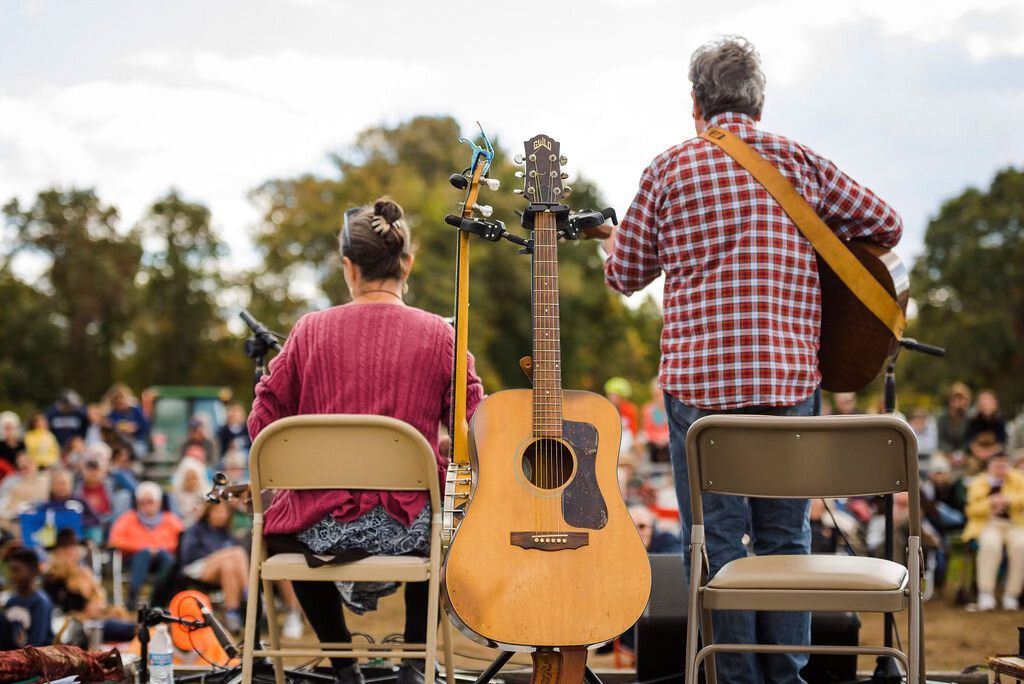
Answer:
[
  {"left": 938, "top": 382, "right": 972, "bottom": 457},
  {"left": 84, "top": 404, "right": 106, "bottom": 447},
  {"left": 966, "top": 389, "right": 1008, "bottom": 453},
  {"left": 108, "top": 481, "right": 183, "bottom": 609},
  {"left": 179, "top": 502, "right": 248, "bottom": 632},
  {"left": 75, "top": 451, "right": 117, "bottom": 526},
  {"left": 922, "top": 454, "right": 966, "bottom": 533},
  {"left": 967, "top": 433, "right": 1003, "bottom": 475},
  {"left": 61, "top": 435, "right": 87, "bottom": 473},
  {"left": 0, "top": 453, "right": 51, "bottom": 529},
  {"left": 832, "top": 392, "right": 860, "bottom": 415},
  {"left": 3, "top": 546, "right": 54, "bottom": 647},
  {"left": 108, "top": 444, "right": 139, "bottom": 495},
  {"left": 24, "top": 413, "right": 59, "bottom": 470},
  {"left": 605, "top": 377, "right": 639, "bottom": 459},
  {"left": 47, "top": 469, "right": 101, "bottom": 539},
  {"left": 628, "top": 505, "right": 682, "bottom": 554},
  {"left": 44, "top": 391, "right": 89, "bottom": 450},
  {"left": 0, "top": 412, "right": 25, "bottom": 467},
  {"left": 41, "top": 529, "right": 136, "bottom": 643},
  {"left": 908, "top": 408, "right": 938, "bottom": 465},
  {"left": 220, "top": 448, "right": 247, "bottom": 484},
  {"left": 217, "top": 403, "right": 252, "bottom": 456},
  {"left": 182, "top": 416, "right": 218, "bottom": 466},
  {"left": 963, "top": 452, "right": 1024, "bottom": 611},
  {"left": 171, "top": 458, "right": 212, "bottom": 526},
  {"left": 104, "top": 384, "right": 150, "bottom": 457}
]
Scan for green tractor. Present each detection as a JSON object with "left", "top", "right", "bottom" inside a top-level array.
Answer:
[{"left": 143, "top": 385, "right": 232, "bottom": 482}]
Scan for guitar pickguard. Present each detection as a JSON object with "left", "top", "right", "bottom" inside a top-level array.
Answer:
[{"left": 561, "top": 419, "right": 607, "bottom": 529}]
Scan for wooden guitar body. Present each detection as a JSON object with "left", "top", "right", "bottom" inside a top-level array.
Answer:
[
  {"left": 818, "top": 241, "right": 909, "bottom": 392},
  {"left": 443, "top": 388, "right": 651, "bottom": 649}
]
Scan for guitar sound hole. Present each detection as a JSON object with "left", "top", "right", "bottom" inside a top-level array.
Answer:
[{"left": 522, "top": 439, "right": 574, "bottom": 490}]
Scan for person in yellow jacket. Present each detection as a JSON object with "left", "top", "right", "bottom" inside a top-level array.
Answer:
[
  {"left": 963, "top": 452, "right": 1024, "bottom": 611},
  {"left": 24, "top": 414, "right": 59, "bottom": 469}
]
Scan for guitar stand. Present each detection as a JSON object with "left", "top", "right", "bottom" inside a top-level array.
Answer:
[
  {"left": 870, "top": 337, "right": 945, "bottom": 684},
  {"left": 472, "top": 650, "right": 604, "bottom": 684}
]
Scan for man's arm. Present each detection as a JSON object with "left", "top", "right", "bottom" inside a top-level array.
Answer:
[
  {"left": 809, "top": 151, "right": 902, "bottom": 248},
  {"left": 604, "top": 163, "right": 663, "bottom": 295}
]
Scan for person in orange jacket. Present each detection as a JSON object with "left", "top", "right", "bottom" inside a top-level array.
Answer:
[{"left": 108, "top": 481, "right": 183, "bottom": 609}]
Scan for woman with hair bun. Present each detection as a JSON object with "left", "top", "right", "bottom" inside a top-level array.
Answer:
[{"left": 249, "top": 197, "right": 484, "bottom": 684}]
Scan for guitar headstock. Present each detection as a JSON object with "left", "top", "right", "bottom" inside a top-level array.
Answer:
[{"left": 516, "top": 134, "right": 569, "bottom": 206}]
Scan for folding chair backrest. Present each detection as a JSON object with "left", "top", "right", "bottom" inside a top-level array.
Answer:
[
  {"left": 685, "top": 415, "right": 919, "bottom": 528},
  {"left": 248, "top": 415, "right": 440, "bottom": 515}
]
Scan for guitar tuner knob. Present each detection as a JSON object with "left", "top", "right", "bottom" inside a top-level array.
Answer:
[
  {"left": 559, "top": 155, "right": 568, "bottom": 165},
  {"left": 482, "top": 177, "right": 500, "bottom": 191},
  {"left": 513, "top": 189, "right": 524, "bottom": 194},
  {"left": 473, "top": 203, "right": 493, "bottom": 218},
  {"left": 560, "top": 172, "right": 569, "bottom": 180},
  {"left": 514, "top": 153, "right": 525, "bottom": 164},
  {"left": 563, "top": 186, "right": 572, "bottom": 195},
  {"left": 515, "top": 171, "right": 525, "bottom": 179},
  {"left": 448, "top": 173, "right": 469, "bottom": 190}
]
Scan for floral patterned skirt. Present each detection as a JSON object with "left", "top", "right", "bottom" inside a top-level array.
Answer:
[{"left": 294, "top": 504, "right": 430, "bottom": 614}]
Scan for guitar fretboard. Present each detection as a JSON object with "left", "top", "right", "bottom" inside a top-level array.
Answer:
[{"left": 532, "top": 210, "right": 563, "bottom": 438}]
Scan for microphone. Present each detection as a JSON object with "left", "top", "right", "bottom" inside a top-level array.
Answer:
[
  {"left": 199, "top": 602, "right": 239, "bottom": 659},
  {"left": 240, "top": 310, "right": 282, "bottom": 352}
]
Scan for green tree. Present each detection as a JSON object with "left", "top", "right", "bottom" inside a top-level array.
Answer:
[
  {"left": 905, "top": 167, "right": 1024, "bottom": 411},
  {"left": 3, "top": 189, "right": 142, "bottom": 400},
  {"left": 129, "top": 190, "right": 249, "bottom": 393},
  {"left": 249, "top": 116, "right": 661, "bottom": 393},
  {"left": 0, "top": 270, "right": 65, "bottom": 414}
]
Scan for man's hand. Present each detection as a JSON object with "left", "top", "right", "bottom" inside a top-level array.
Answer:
[
  {"left": 990, "top": 492, "right": 1009, "bottom": 513},
  {"left": 601, "top": 227, "right": 617, "bottom": 256}
]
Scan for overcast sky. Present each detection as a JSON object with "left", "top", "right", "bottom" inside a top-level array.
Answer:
[{"left": 2, "top": 0, "right": 1023, "bottom": 280}]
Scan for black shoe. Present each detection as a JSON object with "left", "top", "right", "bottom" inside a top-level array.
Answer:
[
  {"left": 334, "top": 663, "right": 365, "bottom": 684},
  {"left": 396, "top": 659, "right": 425, "bottom": 684}
]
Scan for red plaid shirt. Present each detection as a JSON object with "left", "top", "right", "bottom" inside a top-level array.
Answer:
[{"left": 606, "top": 112, "right": 902, "bottom": 410}]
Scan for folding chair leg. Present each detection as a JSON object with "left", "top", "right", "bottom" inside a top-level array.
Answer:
[
  {"left": 441, "top": 613, "right": 456, "bottom": 684},
  {"left": 263, "top": 578, "right": 284, "bottom": 684},
  {"left": 242, "top": 520, "right": 265, "bottom": 684},
  {"left": 700, "top": 606, "right": 717, "bottom": 684},
  {"left": 908, "top": 537, "right": 922, "bottom": 684},
  {"left": 112, "top": 550, "right": 123, "bottom": 609},
  {"left": 424, "top": 578, "right": 440, "bottom": 684},
  {"left": 685, "top": 526, "right": 705, "bottom": 684}
]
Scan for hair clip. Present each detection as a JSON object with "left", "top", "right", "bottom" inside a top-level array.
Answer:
[{"left": 370, "top": 217, "right": 392, "bottom": 235}]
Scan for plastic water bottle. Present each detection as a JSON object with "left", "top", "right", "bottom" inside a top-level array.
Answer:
[{"left": 148, "top": 624, "right": 174, "bottom": 683}]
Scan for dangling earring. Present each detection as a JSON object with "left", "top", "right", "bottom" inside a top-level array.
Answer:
[{"left": 402, "top": 281, "right": 409, "bottom": 295}]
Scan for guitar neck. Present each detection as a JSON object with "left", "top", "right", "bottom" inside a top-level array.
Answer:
[{"left": 532, "top": 210, "right": 563, "bottom": 438}]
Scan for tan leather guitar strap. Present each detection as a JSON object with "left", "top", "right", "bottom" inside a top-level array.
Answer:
[{"left": 699, "top": 126, "right": 906, "bottom": 339}]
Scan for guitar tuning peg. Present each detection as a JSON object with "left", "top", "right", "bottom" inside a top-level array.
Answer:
[
  {"left": 514, "top": 153, "right": 525, "bottom": 164},
  {"left": 513, "top": 189, "right": 523, "bottom": 194},
  {"left": 560, "top": 172, "right": 569, "bottom": 180},
  {"left": 449, "top": 173, "right": 469, "bottom": 190},
  {"left": 559, "top": 155, "right": 568, "bottom": 165},
  {"left": 515, "top": 171, "right": 525, "bottom": 179},
  {"left": 482, "top": 177, "right": 500, "bottom": 191},
  {"left": 473, "top": 203, "right": 493, "bottom": 218},
  {"left": 563, "top": 186, "right": 572, "bottom": 196}
]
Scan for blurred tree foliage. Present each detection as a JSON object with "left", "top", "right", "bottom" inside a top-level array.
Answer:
[
  {"left": 3, "top": 189, "right": 142, "bottom": 402},
  {"left": 904, "top": 167, "right": 1024, "bottom": 411},
  {"left": 250, "top": 115, "right": 662, "bottom": 394},
  {"left": 126, "top": 190, "right": 250, "bottom": 390}
]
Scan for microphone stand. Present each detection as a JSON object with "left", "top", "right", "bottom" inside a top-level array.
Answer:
[{"left": 871, "top": 337, "right": 946, "bottom": 684}]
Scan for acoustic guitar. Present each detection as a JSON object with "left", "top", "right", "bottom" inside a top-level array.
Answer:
[
  {"left": 817, "top": 244, "right": 909, "bottom": 392},
  {"left": 442, "top": 134, "right": 651, "bottom": 651}
]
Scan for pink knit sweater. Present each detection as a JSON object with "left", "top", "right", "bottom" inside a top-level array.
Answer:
[{"left": 248, "top": 303, "right": 484, "bottom": 535}]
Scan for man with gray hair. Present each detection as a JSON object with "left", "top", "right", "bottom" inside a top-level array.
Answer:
[{"left": 604, "top": 36, "right": 902, "bottom": 683}]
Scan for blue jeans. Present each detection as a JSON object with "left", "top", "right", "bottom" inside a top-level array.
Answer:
[
  {"left": 127, "top": 549, "right": 175, "bottom": 603},
  {"left": 666, "top": 390, "right": 819, "bottom": 684}
]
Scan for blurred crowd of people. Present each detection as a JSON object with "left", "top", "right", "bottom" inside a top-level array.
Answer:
[{"left": 0, "top": 385, "right": 306, "bottom": 651}]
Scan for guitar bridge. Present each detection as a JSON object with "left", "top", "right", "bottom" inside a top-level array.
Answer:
[{"left": 510, "top": 531, "right": 589, "bottom": 551}]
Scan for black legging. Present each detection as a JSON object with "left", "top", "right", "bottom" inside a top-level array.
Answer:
[{"left": 291, "top": 579, "right": 429, "bottom": 669}]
